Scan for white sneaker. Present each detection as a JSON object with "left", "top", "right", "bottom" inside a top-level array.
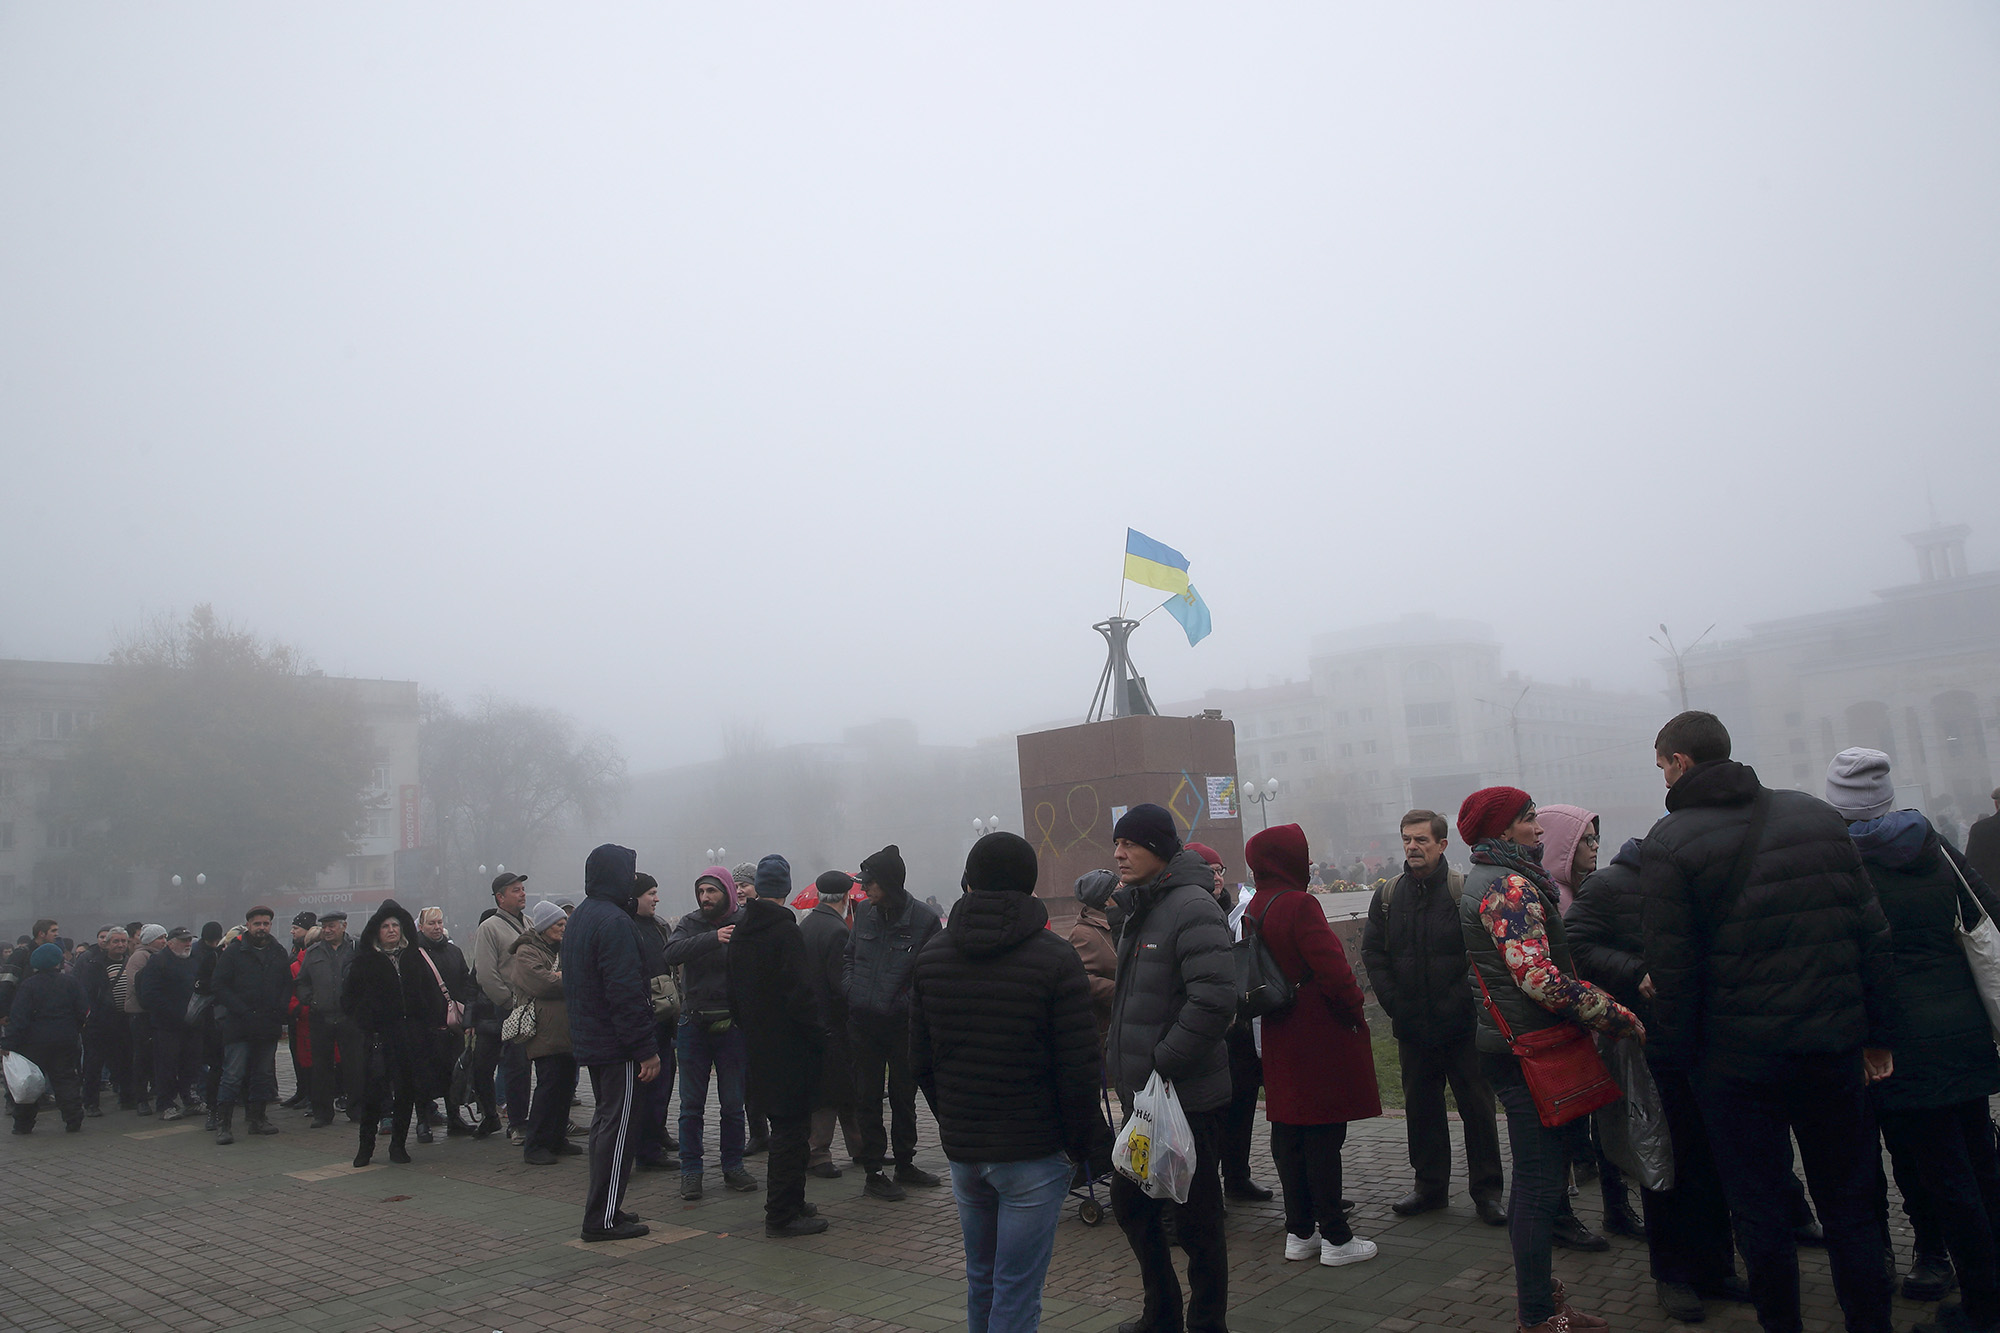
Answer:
[
  {"left": 1284, "top": 1231, "right": 1320, "bottom": 1261},
  {"left": 1320, "top": 1236, "right": 1378, "bottom": 1267}
]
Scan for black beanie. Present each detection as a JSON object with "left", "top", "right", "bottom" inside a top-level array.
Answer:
[
  {"left": 859, "top": 844, "right": 907, "bottom": 894},
  {"left": 814, "top": 869, "right": 854, "bottom": 899},
  {"left": 963, "top": 832, "right": 1039, "bottom": 895},
  {"left": 754, "top": 854, "right": 792, "bottom": 900},
  {"left": 1112, "top": 803, "right": 1181, "bottom": 864}
]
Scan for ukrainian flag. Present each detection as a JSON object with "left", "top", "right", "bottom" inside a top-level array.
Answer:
[{"left": 1124, "top": 528, "right": 1191, "bottom": 596}]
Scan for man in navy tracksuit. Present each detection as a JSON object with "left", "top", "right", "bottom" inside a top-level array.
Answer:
[{"left": 563, "top": 844, "right": 661, "bottom": 1242}]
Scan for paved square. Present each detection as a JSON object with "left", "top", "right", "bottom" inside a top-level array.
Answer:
[{"left": 0, "top": 1079, "right": 1929, "bottom": 1333}]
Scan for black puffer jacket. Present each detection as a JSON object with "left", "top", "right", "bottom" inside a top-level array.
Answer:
[
  {"left": 1850, "top": 812, "right": 2000, "bottom": 1111},
  {"left": 727, "top": 896, "right": 824, "bottom": 1117},
  {"left": 844, "top": 889, "right": 941, "bottom": 1024},
  {"left": 911, "top": 888, "right": 1108, "bottom": 1163},
  {"left": 1565, "top": 838, "right": 1653, "bottom": 1023},
  {"left": 1106, "top": 848, "right": 1236, "bottom": 1113},
  {"left": 137, "top": 947, "right": 198, "bottom": 1031},
  {"left": 1640, "top": 760, "right": 1896, "bottom": 1074},
  {"left": 1360, "top": 859, "right": 1473, "bottom": 1047},
  {"left": 212, "top": 932, "right": 295, "bottom": 1044}
]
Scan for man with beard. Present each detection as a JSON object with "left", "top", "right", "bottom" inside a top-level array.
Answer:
[
  {"left": 211, "top": 907, "right": 294, "bottom": 1144},
  {"left": 664, "top": 866, "right": 755, "bottom": 1201},
  {"left": 297, "top": 910, "right": 361, "bottom": 1128},
  {"left": 799, "top": 870, "right": 862, "bottom": 1178},
  {"left": 729, "top": 855, "right": 830, "bottom": 1238}
]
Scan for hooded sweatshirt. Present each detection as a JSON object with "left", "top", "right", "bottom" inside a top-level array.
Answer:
[
  {"left": 562, "top": 844, "right": 657, "bottom": 1065},
  {"left": 910, "top": 887, "right": 1107, "bottom": 1163},
  {"left": 1536, "top": 804, "right": 1599, "bottom": 914},
  {"left": 664, "top": 865, "right": 743, "bottom": 1020}
]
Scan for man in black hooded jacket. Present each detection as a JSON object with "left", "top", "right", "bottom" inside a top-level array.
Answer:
[
  {"left": 1640, "top": 711, "right": 1896, "bottom": 1333},
  {"left": 565, "top": 844, "right": 660, "bottom": 1243},
  {"left": 912, "top": 831, "right": 1109, "bottom": 1333},
  {"left": 728, "top": 854, "right": 828, "bottom": 1238}
]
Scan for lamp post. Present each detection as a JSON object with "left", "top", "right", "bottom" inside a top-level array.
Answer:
[
  {"left": 1648, "top": 623, "right": 1716, "bottom": 712},
  {"left": 971, "top": 816, "right": 1003, "bottom": 837},
  {"left": 1241, "top": 780, "right": 1280, "bottom": 832},
  {"left": 704, "top": 848, "right": 727, "bottom": 864},
  {"left": 169, "top": 872, "right": 206, "bottom": 917}
]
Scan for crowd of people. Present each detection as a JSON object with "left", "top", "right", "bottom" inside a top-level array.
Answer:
[{"left": 5, "top": 707, "right": 2000, "bottom": 1333}]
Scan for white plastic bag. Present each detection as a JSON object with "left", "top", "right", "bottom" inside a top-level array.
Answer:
[
  {"left": 1112, "top": 1072, "right": 1197, "bottom": 1203},
  {"left": 1948, "top": 858, "right": 2000, "bottom": 1042},
  {"left": 3, "top": 1050, "right": 48, "bottom": 1106}
]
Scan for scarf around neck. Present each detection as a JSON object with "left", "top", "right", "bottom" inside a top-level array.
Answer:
[{"left": 1471, "top": 837, "right": 1559, "bottom": 900}]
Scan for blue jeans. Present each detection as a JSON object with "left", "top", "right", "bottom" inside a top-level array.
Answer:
[
  {"left": 675, "top": 1019, "right": 747, "bottom": 1174},
  {"left": 1484, "top": 1051, "right": 1568, "bottom": 1327},
  {"left": 219, "top": 1038, "right": 279, "bottom": 1108},
  {"left": 952, "top": 1153, "right": 1074, "bottom": 1333}
]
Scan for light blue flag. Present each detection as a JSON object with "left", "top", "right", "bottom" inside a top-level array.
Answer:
[{"left": 1163, "top": 584, "right": 1212, "bottom": 646}]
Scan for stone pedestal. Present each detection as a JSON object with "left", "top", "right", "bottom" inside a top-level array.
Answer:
[{"left": 1016, "top": 714, "right": 1243, "bottom": 923}]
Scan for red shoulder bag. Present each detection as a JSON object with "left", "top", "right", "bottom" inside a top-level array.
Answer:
[{"left": 1472, "top": 968, "right": 1622, "bottom": 1127}]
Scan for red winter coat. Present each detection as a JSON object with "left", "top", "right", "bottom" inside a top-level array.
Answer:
[{"left": 1249, "top": 887, "right": 1381, "bottom": 1126}]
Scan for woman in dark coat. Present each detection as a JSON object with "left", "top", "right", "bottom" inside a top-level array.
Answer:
[
  {"left": 414, "top": 907, "right": 476, "bottom": 1140},
  {"left": 1245, "top": 823, "right": 1382, "bottom": 1267},
  {"left": 341, "top": 900, "right": 444, "bottom": 1167},
  {"left": 1830, "top": 749, "right": 2000, "bottom": 1333}
]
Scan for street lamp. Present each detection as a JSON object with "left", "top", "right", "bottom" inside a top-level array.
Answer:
[
  {"left": 705, "top": 848, "right": 727, "bottom": 862},
  {"left": 972, "top": 817, "right": 1003, "bottom": 837},
  {"left": 1242, "top": 780, "right": 1280, "bottom": 831},
  {"left": 1649, "top": 623, "right": 1716, "bottom": 712}
]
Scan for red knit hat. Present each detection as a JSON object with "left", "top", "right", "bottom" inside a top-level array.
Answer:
[
  {"left": 1457, "top": 787, "right": 1534, "bottom": 845},
  {"left": 1186, "top": 842, "right": 1223, "bottom": 868},
  {"left": 1245, "top": 823, "right": 1310, "bottom": 893}
]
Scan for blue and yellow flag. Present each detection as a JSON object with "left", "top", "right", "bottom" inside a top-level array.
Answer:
[
  {"left": 1164, "top": 585, "right": 1212, "bottom": 646},
  {"left": 1124, "top": 528, "right": 1191, "bottom": 595}
]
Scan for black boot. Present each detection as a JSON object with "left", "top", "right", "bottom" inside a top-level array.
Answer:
[
  {"left": 214, "top": 1106, "right": 235, "bottom": 1145},
  {"left": 388, "top": 1106, "right": 412, "bottom": 1164},
  {"left": 247, "top": 1103, "right": 280, "bottom": 1135},
  {"left": 354, "top": 1124, "right": 376, "bottom": 1168}
]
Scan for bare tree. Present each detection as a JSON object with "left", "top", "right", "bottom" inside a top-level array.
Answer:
[{"left": 422, "top": 693, "right": 626, "bottom": 901}]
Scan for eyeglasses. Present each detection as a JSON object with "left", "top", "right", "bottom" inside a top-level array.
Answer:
[{"left": 1580, "top": 834, "right": 1600, "bottom": 848}]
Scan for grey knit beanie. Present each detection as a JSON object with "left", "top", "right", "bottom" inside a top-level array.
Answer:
[{"left": 1825, "top": 747, "right": 1896, "bottom": 822}]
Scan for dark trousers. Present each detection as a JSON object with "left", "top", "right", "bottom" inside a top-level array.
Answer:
[
  {"left": 1111, "top": 1106, "right": 1228, "bottom": 1333},
  {"left": 82, "top": 1022, "right": 130, "bottom": 1110},
  {"left": 201, "top": 1018, "right": 224, "bottom": 1108},
  {"left": 809, "top": 1103, "right": 862, "bottom": 1168},
  {"left": 1876, "top": 1114, "right": 1946, "bottom": 1259},
  {"left": 765, "top": 1109, "right": 811, "bottom": 1226},
  {"left": 1640, "top": 1064, "right": 1738, "bottom": 1286},
  {"left": 745, "top": 1090, "right": 768, "bottom": 1147},
  {"left": 359, "top": 1039, "right": 416, "bottom": 1148},
  {"left": 1271, "top": 1121, "right": 1352, "bottom": 1244},
  {"left": 635, "top": 1020, "right": 679, "bottom": 1164},
  {"left": 219, "top": 1038, "right": 280, "bottom": 1107},
  {"left": 1486, "top": 1052, "right": 1569, "bottom": 1327},
  {"left": 13, "top": 1043, "right": 83, "bottom": 1129},
  {"left": 1879, "top": 1099, "right": 2000, "bottom": 1324},
  {"left": 850, "top": 1015, "right": 918, "bottom": 1171},
  {"left": 287, "top": 1024, "right": 307, "bottom": 1100},
  {"left": 1222, "top": 1025, "right": 1263, "bottom": 1187},
  {"left": 473, "top": 1028, "right": 530, "bottom": 1127},
  {"left": 1403, "top": 1037, "right": 1505, "bottom": 1204},
  {"left": 309, "top": 1011, "right": 365, "bottom": 1117},
  {"left": 127, "top": 1014, "right": 154, "bottom": 1103},
  {"left": 150, "top": 1024, "right": 202, "bottom": 1109},
  {"left": 527, "top": 1053, "right": 579, "bottom": 1153},
  {"left": 1695, "top": 1053, "right": 1892, "bottom": 1333},
  {"left": 584, "top": 1060, "right": 640, "bottom": 1234}
]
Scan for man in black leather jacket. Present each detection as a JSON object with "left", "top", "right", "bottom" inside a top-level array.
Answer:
[{"left": 844, "top": 844, "right": 942, "bottom": 1201}]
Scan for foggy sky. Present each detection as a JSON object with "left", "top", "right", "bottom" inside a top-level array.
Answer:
[{"left": 5, "top": 4, "right": 1997, "bottom": 770}]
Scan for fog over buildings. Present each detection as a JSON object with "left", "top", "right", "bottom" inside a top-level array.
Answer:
[{"left": 2, "top": 6, "right": 1997, "bottom": 909}]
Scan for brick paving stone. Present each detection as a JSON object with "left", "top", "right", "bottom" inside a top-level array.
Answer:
[{"left": 0, "top": 1075, "right": 1953, "bottom": 1333}]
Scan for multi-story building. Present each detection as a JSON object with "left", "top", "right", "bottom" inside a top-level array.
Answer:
[
  {"left": 0, "top": 659, "right": 419, "bottom": 929},
  {"left": 1164, "top": 615, "right": 1663, "bottom": 868},
  {"left": 1677, "top": 523, "right": 2000, "bottom": 843}
]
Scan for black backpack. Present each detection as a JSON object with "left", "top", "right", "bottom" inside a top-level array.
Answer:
[{"left": 1235, "top": 891, "right": 1309, "bottom": 1019}]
